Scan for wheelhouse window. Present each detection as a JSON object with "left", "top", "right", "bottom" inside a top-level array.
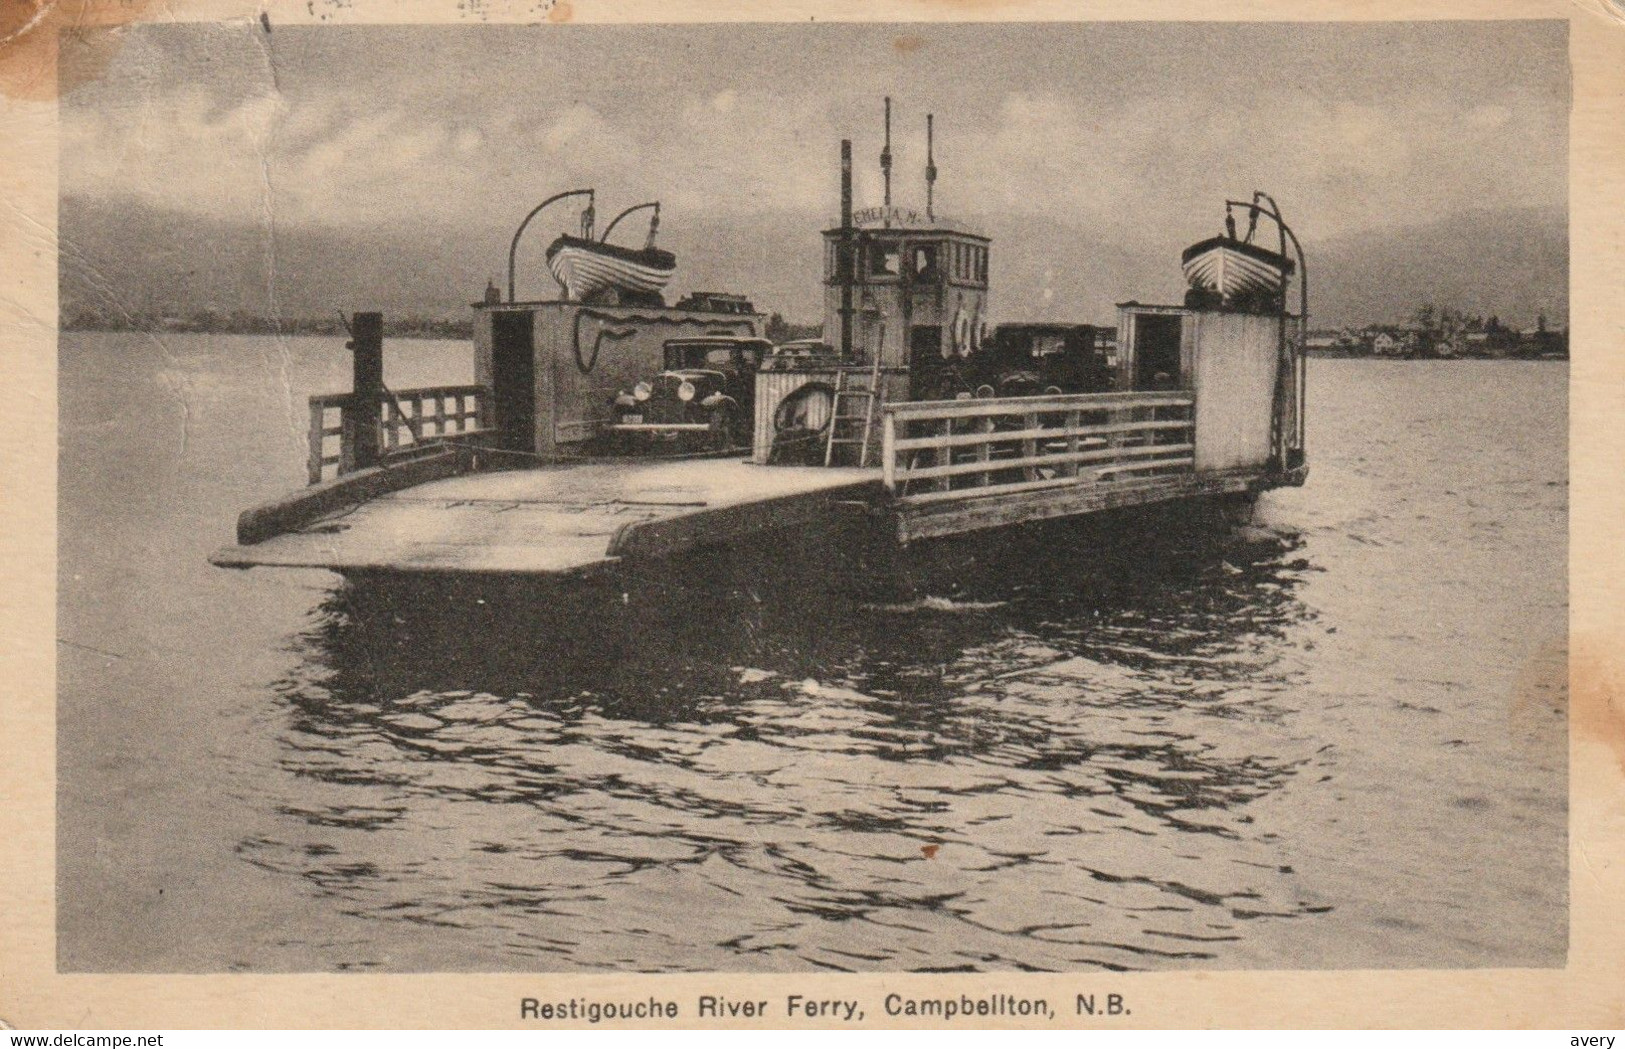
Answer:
[
  {"left": 869, "top": 241, "right": 901, "bottom": 278},
  {"left": 912, "top": 244, "right": 938, "bottom": 281}
]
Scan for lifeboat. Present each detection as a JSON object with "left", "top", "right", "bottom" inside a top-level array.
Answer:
[
  {"left": 545, "top": 235, "right": 677, "bottom": 302},
  {"left": 1180, "top": 235, "right": 1295, "bottom": 301}
]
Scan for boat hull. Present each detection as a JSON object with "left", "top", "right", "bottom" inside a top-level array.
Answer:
[
  {"left": 546, "top": 235, "right": 676, "bottom": 301},
  {"left": 1180, "top": 237, "right": 1294, "bottom": 300}
]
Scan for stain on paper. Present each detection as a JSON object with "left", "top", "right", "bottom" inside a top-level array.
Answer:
[
  {"left": 1571, "top": 633, "right": 1625, "bottom": 772},
  {"left": 0, "top": 0, "right": 163, "bottom": 101}
]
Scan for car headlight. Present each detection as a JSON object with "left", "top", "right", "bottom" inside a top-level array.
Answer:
[
  {"left": 677, "top": 381, "right": 696, "bottom": 402},
  {"left": 633, "top": 381, "right": 652, "bottom": 401}
]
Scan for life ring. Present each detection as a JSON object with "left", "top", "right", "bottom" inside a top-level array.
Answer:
[
  {"left": 769, "top": 382, "right": 837, "bottom": 465},
  {"left": 773, "top": 381, "right": 835, "bottom": 433}
]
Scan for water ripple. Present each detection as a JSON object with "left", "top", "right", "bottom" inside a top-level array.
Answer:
[{"left": 242, "top": 509, "right": 1333, "bottom": 971}]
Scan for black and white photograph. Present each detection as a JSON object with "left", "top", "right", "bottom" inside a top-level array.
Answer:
[{"left": 9, "top": 1, "right": 1614, "bottom": 1026}]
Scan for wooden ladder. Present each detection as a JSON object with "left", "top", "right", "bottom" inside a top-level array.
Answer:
[{"left": 825, "top": 349, "right": 885, "bottom": 468}]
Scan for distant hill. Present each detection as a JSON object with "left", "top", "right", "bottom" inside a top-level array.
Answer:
[
  {"left": 59, "top": 196, "right": 503, "bottom": 323},
  {"left": 60, "top": 195, "right": 1566, "bottom": 332},
  {"left": 1306, "top": 205, "right": 1567, "bottom": 329},
  {"left": 957, "top": 206, "right": 1567, "bottom": 330}
]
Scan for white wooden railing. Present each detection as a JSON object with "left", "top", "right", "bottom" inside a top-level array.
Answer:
[
  {"left": 880, "top": 391, "right": 1195, "bottom": 505},
  {"left": 307, "top": 384, "right": 490, "bottom": 484}
]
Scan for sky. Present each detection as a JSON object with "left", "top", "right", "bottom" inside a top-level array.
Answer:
[{"left": 60, "top": 20, "right": 1569, "bottom": 325}]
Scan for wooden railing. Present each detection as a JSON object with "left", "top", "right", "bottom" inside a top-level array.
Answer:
[
  {"left": 880, "top": 391, "right": 1195, "bottom": 505},
  {"left": 307, "top": 384, "right": 490, "bottom": 484}
]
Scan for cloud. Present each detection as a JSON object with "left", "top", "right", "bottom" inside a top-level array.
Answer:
[
  {"left": 938, "top": 87, "right": 1563, "bottom": 244},
  {"left": 63, "top": 69, "right": 1563, "bottom": 246},
  {"left": 59, "top": 20, "right": 1565, "bottom": 327},
  {"left": 666, "top": 90, "right": 836, "bottom": 214},
  {"left": 63, "top": 85, "right": 290, "bottom": 219}
]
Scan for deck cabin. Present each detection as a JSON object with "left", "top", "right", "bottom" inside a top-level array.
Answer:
[
  {"left": 1115, "top": 301, "right": 1301, "bottom": 475},
  {"left": 472, "top": 298, "right": 765, "bottom": 457},
  {"left": 824, "top": 206, "right": 990, "bottom": 397},
  {"left": 751, "top": 207, "right": 990, "bottom": 466}
]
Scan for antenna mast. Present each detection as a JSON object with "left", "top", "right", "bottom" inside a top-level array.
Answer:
[
  {"left": 840, "top": 139, "right": 854, "bottom": 359},
  {"left": 881, "top": 97, "right": 893, "bottom": 222},
  {"left": 926, "top": 113, "right": 937, "bottom": 222}
]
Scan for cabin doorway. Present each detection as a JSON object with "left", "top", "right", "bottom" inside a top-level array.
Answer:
[
  {"left": 907, "top": 325, "right": 947, "bottom": 400},
  {"left": 1133, "top": 314, "right": 1184, "bottom": 390},
  {"left": 490, "top": 311, "right": 535, "bottom": 452}
]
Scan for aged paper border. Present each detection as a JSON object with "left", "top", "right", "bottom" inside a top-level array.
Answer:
[{"left": 2, "top": 0, "right": 1620, "bottom": 1030}]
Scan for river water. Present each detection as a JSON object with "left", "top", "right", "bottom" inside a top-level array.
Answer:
[{"left": 57, "top": 333, "right": 1567, "bottom": 972}]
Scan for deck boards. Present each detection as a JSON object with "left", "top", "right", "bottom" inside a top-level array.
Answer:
[
  {"left": 211, "top": 460, "right": 880, "bottom": 575},
  {"left": 212, "top": 454, "right": 1305, "bottom": 577}
]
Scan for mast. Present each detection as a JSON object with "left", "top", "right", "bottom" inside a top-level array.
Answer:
[
  {"left": 840, "top": 138, "right": 854, "bottom": 360},
  {"left": 881, "top": 97, "right": 893, "bottom": 223},
  {"left": 926, "top": 113, "right": 937, "bottom": 223}
]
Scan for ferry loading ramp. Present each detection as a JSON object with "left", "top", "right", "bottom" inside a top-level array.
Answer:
[{"left": 211, "top": 457, "right": 882, "bottom": 577}]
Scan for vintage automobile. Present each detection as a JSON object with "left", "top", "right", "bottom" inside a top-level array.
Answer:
[
  {"left": 769, "top": 339, "right": 837, "bottom": 361},
  {"left": 606, "top": 336, "right": 770, "bottom": 452},
  {"left": 970, "top": 323, "right": 1116, "bottom": 397}
]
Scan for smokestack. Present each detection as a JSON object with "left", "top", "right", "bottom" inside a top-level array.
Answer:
[
  {"left": 840, "top": 138, "right": 854, "bottom": 359},
  {"left": 926, "top": 113, "right": 937, "bottom": 223},
  {"left": 881, "top": 97, "right": 893, "bottom": 219}
]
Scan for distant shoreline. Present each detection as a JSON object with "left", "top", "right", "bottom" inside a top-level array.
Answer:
[
  {"left": 61, "top": 319, "right": 474, "bottom": 340},
  {"left": 1303, "top": 349, "right": 1568, "bottom": 361},
  {"left": 60, "top": 322, "right": 1570, "bottom": 360}
]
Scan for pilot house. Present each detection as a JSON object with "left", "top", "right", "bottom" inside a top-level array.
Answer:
[{"left": 821, "top": 207, "right": 990, "bottom": 401}]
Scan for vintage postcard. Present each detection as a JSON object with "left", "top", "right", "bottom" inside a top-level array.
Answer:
[{"left": 1, "top": 0, "right": 1621, "bottom": 1031}]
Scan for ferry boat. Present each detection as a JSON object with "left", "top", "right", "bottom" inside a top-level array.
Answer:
[{"left": 211, "top": 103, "right": 1309, "bottom": 582}]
